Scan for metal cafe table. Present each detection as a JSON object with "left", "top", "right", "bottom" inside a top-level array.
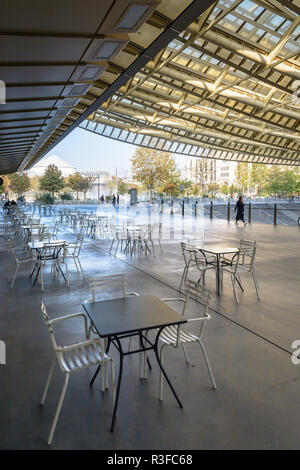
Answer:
[
  {"left": 83, "top": 294, "right": 186, "bottom": 432},
  {"left": 191, "top": 244, "right": 239, "bottom": 295},
  {"left": 27, "top": 240, "right": 68, "bottom": 286}
]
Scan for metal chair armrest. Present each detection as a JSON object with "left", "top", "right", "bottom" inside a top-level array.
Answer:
[
  {"left": 186, "top": 312, "right": 211, "bottom": 322},
  {"left": 126, "top": 292, "right": 140, "bottom": 296},
  {"left": 161, "top": 298, "right": 186, "bottom": 302},
  {"left": 50, "top": 313, "right": 90, "bottom": 339}
]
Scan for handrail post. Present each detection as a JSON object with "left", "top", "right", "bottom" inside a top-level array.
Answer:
[
  {"left": 248, "top": 202, "right": 252, "bottom": 224},
  {"left": 182, "top": 200, "right": 185, "bottom": 217},
  {"left": 170, "top": 199, "right": 174, "bottom": 215},
  {"left": 227, "top": 201, "right": 230, "bottom": 222},
  {"left": 274, "top": 203, "right": 277, "bottom": 225},
  {"left": 161, "top": 197, "right": 164, "bottom": 213},
  {"left": 195, "top": 200, "right": 198, "bottom": 217},
  {"left": 210, "top": 200, "right": 213, "bottom": 219}
]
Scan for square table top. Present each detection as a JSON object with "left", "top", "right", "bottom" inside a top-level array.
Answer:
[
  {"left": 192, "top": 244, "right": 239, "bottom": 255},
  {"left": 22, "top": 224, "right": 45, "bottom": 230},
  {"left": 83, "top": 294, "right": 186, "bottom": 338},
  {"left": 27, "top": 239, "right": 68, "bottom": 250}
]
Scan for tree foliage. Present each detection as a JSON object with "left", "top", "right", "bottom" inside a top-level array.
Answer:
[
  {"left": 131, "top": 148, "right": 180, "bottom": 192},
  {"left": 67, "top": 172, "right": 94, "bottom": 199},
  {"left": 8, "top": 173, "right": 31, "bottom": 195},
  {"left": 40, "top": 164, "right": 65, "bottom": 196}
]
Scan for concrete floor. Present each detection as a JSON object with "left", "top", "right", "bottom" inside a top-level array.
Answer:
[{"left": 0, "top": 215, "right": 300, "bottom": 449}]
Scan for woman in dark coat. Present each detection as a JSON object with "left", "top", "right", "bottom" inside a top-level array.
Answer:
[{"left": 234, "top": 196, "right": 247, "bottom": 226}]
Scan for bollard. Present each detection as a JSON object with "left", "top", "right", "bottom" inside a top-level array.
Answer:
[
  {"left": 210, "top": 200, "right": 213, "bottom": 219},
  {"left": 170, "top": 199, "right": 174, "bottom": 215},
  {"left": 195, "top": 200, "right": 198, "bottom": 217},
  {"left": 227, "top": 201, "right": 230, "bottom": 222},
  {"left": 274, "top": 203, "right": 277, "bottom": 225},
  {"left": 182, "top": 200, "right": 185, "bottom": 216},
  {"left": 248, "top": 202, "right": 252, "bottom": 224}
]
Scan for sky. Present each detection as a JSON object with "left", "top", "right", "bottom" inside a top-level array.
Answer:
[{"left": 43, "top": 127, "right": 187, "bottom": 176}]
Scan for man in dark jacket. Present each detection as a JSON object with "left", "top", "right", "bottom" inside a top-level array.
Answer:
[{"left": 234, "top": 196, "right": 247, "bottom": 226}]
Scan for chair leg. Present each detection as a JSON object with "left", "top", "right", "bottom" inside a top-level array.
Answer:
[
  {"left": 101, "top": 364, "right": 106, "bottom": 392},
  {"left": 41, "top": 356, "right": 56, "bottom": 405},
  {"left": 114, "top": 240, "right": 120, "bottom": 256},
  {"left": 110, "top": 360, "right": 116, "bottom": 406},
  {"left": 73, "top": 257, "right": 80, "bottom": 274},
  {"left": 179, "top": 266, "right": 187, "bottom": 291},
  {"left": 231, "top": 274, "right": 239, "bottom": 304},
  {"left": 158, "top": 239, "right": 163, "bottom": 254},
  {"left": 198, "top": 340, "right": 217, "bottom": 389},
  {"left": 109, "top": 239, "right": 114, "bottom": 254},
  {"left": 76, "top": 257, "right": 85, "bottom": 279},
  {"left": 252, "top": 269, "right": 260, "bottom": 300},
  {"left": 159, "top": 344, "right": 167, "bottom": 401},
  {"left": 48, "top": 372, "right": 69, "bottom": 445},
  {"left": 181, "top": 343, "right": 190, "bottom": 364},
  {"left": 40, "top": 265, "right": 44, "bottom": 292},
  {"left": 10, "top": 264, "right": 19, "bottom": 288}
]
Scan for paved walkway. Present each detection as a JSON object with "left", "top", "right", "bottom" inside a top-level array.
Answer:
[{"left": 0, "top": 216, "right": 299, "bottom": 449}]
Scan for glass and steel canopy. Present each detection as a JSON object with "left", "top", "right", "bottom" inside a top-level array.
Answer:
[{"left": 80, "top": 0, "right": 300, "bottom": 165}]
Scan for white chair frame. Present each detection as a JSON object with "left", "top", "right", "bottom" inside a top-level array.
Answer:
[{"left": 40, "top": 300, "right": 115, "bottom": 445}]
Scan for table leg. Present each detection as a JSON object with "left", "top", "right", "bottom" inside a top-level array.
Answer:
[
  {"left": 110, "top": 336, "right": 123, "bottom": 432},
  {"left": 154, "top": 327, "right": 183, "bottom": 409},
  {"left": 216, "top": 254, "right": 220, "bottom": 295}
]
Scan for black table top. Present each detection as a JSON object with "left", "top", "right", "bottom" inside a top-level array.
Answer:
[{"left": 82, "top": 294, "right": 186, "bottom": 338}]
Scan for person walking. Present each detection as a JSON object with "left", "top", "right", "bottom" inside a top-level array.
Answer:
[
  {"left": 234, "top": 195, "right": 247, "bottom": 226},
  {"left": 116, "top": 193, "right": 120, "bottom": 205},
  {"left": 112, "top": 194, "right": 116, "bottom": 206}
]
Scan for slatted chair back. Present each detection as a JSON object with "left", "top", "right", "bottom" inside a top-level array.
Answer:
[
  {"left": 184, "top": 280, "right": 211, "bottom": 339},
  {"left": 41, "top": 300, "right": 59, "bottom": 351},
  {"left": 239, "top": 239, "right": 257, "bottom": 270},
  {"left": 180, "top": 242, "right": 197, "bottom": 268},
  {"left": 89, "top": 274, "right": 127, "bottom": 302}
]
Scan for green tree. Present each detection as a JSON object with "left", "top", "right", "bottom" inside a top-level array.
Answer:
[
  {"left": 8, "top": 173, "right": 31, "bottom": 196},
  {"left": 40, "top": 164, "right": 64, "bottom": 196},
  {"left": 81, "top": 176, "right": 95, "bottom": 200},
  {"left": 220, "top": 183, "right": 229, "bottom": 196},
  {"left": 251, "top": 164, "right": 269, "bottom": 195},
  {"left": 131, "top": 148, "right": 180, "bottom": 195},
  {"left": 229, "top": 184, "right": 239, "bottom": 198},
  {"left": 235, "top": 162, "right": 251, "bottom": 194},
  {"left": 68, "top": 173, "right": 95, "bottom": 199},
  {"left": 68, "top": 172, "right": 83, "bottom": 199},
  {"left": 207, "top": 183, "right": 219, "bottom": 197},
  {"left": 162, "top": 177, "right": 192, "bottom": 197},
  {"left": 117, "top": 178, "right": 130, "bottom": 195}
]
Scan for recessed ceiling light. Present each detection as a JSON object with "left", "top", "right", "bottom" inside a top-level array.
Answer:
[
  {"left": 84, "top": 39, "right": 127, "bottom": 61},
  {"left": 74, "top": 65, "right": 106, "bottom": 82},
  {"left": 67, "top": 84, "right": 92, "bottom": 97},
  {"left": 118, "top": 4, "right": 148, "bottom": 29},
  {"left": 62, "top": 97, "right": 81, "bottom": 108}
]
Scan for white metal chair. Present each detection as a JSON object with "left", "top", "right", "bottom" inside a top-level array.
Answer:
[
  {"left": 158, "top": 280, "right": 216, "bottom": 400},
  {"left": 36, "top": 242, "right": 69, "bottom": 291},
  {"left": 109, "top": 225, "right": 129, "bottom": 256},
  {"left": 220, "top": 239, "right": 260, "bottom": 303},
  {"left": 148, "top": 222, "right": 162, "bottom": 256},
  {"left": 179, "top": 242, "right": 216, "bottom": 291},
  {"left": 63, "top": 234, "right": 85, "bottom": 278},
  {"left": 10, "top": 246, "right": 36, "bottom": 288},
  {"left": 40, "top": 300, "right": 115, "bottom": 445}
]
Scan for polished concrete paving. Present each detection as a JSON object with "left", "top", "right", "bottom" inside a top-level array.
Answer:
[{"left": 0, "top": 214, "right": 300, "bottom": 449}]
